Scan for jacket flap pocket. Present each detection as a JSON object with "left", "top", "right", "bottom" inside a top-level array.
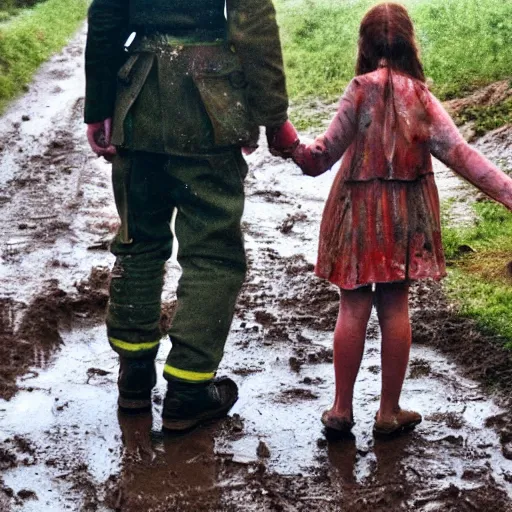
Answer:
[{"left": 192, "top": 67, "right": 257, "bottom": 147}]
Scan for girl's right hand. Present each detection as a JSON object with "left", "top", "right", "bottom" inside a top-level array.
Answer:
[
  {"left": 292, "top": 138, "right": 330, "bottom": 177},
  {"left": 266, "top": 120, "right": 299, "bottom": 158}
]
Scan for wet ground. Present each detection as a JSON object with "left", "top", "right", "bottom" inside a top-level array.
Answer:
[{"left": 2, "top": 26, "right": 512, "bottom": 512}]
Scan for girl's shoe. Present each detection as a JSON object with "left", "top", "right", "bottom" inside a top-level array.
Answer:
[
  {"left": 321, "top": 410, "right": 355, "bottom": 438},
  {"left": 373, "top": 409, "right": 422, "bottom": 437}
]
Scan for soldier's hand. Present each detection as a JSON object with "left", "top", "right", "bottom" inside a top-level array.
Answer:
[
  {"left": 242, "top": 144, "right": 258, "bottom": 156},
  {"left": 87, "top": 118, "right": 117, "bottom": 162},
  {"left": 266, "top": 120, "right": 299, "bottom": 159}
]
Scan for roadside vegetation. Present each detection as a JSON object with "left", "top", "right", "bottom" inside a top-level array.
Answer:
[
  {"left": 0, "top": 0, "right": 88, "bottom": 113},
  {"left": 456, "top": 97, "right": 512, "bottom": 139},
  {"left": 442, "top": 199, "right": 512, "bottom": 344},
  {"left": 0, "top": 0, "right": 43, "bottom": 21}
]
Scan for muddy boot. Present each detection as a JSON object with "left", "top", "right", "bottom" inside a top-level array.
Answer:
[
  {"left": 162, "top": 377, "right": 238, "bottom": 432},
  {"left": 373, "top": 409, "right": 422, "bottom": 437},
  {"left": 117, "top": 357, "right": 157, "bottom": 411}
]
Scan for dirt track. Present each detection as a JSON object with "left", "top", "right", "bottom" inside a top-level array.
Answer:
[{"left": 1, "top": 26, "right": 512, "bottom": 512}]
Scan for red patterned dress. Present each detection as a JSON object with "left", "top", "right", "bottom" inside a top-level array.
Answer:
[{"left": 295, "top": 68, "right": 512, "bottom": 290}]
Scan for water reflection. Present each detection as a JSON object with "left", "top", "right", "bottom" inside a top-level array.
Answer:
[
  {"left": 326, "top": 435, "right": 358, "bottom": 484},
  {"left": 326, "top": 432, "right": 421, "bottom": 509},
  {"left": 113, "top": 410, "right": 220, "bottom": 511}
]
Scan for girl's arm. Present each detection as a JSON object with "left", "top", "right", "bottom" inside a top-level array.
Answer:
[
  {"left": 293, "top": 79, "right": 358, "bottom": 177},
  {"left": 429, "top": 94, "right": 512, "bottom": 210}
]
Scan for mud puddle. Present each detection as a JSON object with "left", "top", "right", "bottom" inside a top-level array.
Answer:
[
  {"left": 2, "top": 23, "right": 512, "bottom": 512},
  {"left": 2, "top": 310, "right": 512, "bottom": 511},
  {"left": 2, "top": 137, "right": 512, "bottom": 509}
]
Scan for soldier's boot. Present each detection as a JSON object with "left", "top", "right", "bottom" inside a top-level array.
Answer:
[
  {"left": 162, "top": 377, "right": 238, "bottom": 432},
  {"left": 117, "top": 357, "right": 157, "bottom": 411}
]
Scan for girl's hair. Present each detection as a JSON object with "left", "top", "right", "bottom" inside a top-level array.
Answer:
[{"left": 356, "top": 3, "right": 425, "bottom": 82}]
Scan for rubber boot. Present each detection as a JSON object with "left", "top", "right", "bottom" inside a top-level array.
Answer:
[
  {"left": 117, "top": 357, "right": 157, "bottom": 411},
  {"left": 162, "top": 377, "right": 238, "bottom": 432}
]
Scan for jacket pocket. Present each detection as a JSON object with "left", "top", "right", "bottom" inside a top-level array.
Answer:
[
  {"left": 111, "top": 53, "right": 156, "bottom": 147},
  {"left": 192, "top": 67, "right": 258, "bottom": 147}
]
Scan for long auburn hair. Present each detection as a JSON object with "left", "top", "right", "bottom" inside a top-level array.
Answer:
[{"left": 356, "top": 3, "right": 425, "bottom": 82}]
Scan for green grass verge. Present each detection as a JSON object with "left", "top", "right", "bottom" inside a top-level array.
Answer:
[
  {"left": 442, "top": 200, "right": 512, "bottom": 345},
  {"left": 0, "top": 9, "right": 17, "bottom": 22},
  {"left": 445, "top": 269, "right": 512, "bottom": 345},
  {"left": 0, "top": 0, "right": 88, "bottom": 114},
  {"left": 456, "top": 95, "right": 512, "bottom": 138},
  {"left": 0, "top": 0, "right": 45, "bottom": 23},
  {"left": 442, "top": 199, "right": 512, "bottom": 260},
  {"left": 276, "top": 0, "right": 512, "bottom": 128}
]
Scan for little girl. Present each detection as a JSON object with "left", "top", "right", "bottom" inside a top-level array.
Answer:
[{"left": 291, "top": 2, "right": 512, "bottom": 436}]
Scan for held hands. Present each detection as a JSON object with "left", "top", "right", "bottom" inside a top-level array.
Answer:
[
  {"left": 266, "top": 120, "right": 329, "bottom": 177},
  {"left": 292, "top": 137, "right": 329, "bottom": 177},
  {"left": 242, "top": 120, "right": 298, "bottom": 157},
  {"left": 86, "top": 118, "right": 116, "bottom": 161},
  {"left": 266, "top": 120, "right": 299, "bottom": 158}
]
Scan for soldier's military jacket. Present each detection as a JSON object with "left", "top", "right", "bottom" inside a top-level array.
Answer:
[{"left": 84, "top": 0, "right": 289, "bottom": 154}]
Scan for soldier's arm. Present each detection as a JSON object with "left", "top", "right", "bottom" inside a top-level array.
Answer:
[
  {"left": 227, "top": 0, "right": 289, "bottom": 128},
  {"left": 84, "top": 0, "right": 130, "bottom": 124}
]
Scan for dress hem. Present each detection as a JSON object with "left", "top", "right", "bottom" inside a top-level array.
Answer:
[{"left": 314, "top": 268, "right": 447, "bottom": 291}]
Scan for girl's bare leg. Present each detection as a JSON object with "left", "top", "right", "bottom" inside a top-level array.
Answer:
[
  {"left": 375, "top": 282, "right": 411, "bottom": 422},
  {"left": 329, "top": 286, "right": 373, "bottom": 420}
]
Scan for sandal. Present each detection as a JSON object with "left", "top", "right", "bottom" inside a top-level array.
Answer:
[
  {"left": 321, "top": 410, "right": 355, "bottom": 438},
  {"left": 373, "top": 408, "right": 422, "bottom": 437}
]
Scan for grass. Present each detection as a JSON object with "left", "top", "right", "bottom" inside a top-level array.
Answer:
[
  {"left": 0, "top": 0, "right": 88, "bottom": 114},
  {"left": 442, "top": 199, "right": 512, "bottom": 345},
  {"left": 0, "top": 0, "right": 44, "bottom": 22},
  {"left": 277, "top": 0, "right": 372, "bottom": 109},
  {"left": 442, "top": 199, "right": 512, "bottom": 260},
  {"left": 456, "top": 96, "right": 512, "bottom": 138},
  {"left": 446, "top": 270, "right": 512, "bottom": 345},
  {"left": 275, "top": 0, "right": 512, "bottom": 127}
]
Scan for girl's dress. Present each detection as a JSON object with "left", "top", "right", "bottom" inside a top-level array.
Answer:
[{"left": 298, "top": 67, "right": 512, "bottom": 290}]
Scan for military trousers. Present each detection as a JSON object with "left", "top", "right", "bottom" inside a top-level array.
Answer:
[{"left": 107, "top": 148, "right": 248, "bottom": 383}]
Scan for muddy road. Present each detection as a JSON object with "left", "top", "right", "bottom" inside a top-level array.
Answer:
[{"left": 2, "top": 27, "right": 512, "bottom": 512}]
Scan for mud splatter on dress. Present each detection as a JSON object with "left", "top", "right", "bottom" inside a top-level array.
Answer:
[{"left": 295, "top": 67, "right": 512, "bottom": 290}]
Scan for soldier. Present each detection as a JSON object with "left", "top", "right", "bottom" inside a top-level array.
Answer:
[{"left": 84, "top": 0, "right": 298, "bottom": 431}]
